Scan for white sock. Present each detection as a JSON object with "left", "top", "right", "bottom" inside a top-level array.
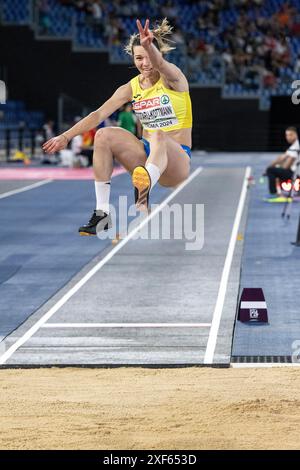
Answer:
[
  {"left": 95, "top": 180, "right": 111, "bottom": 214},
  {"left": 145, "top": 163, "right": 161, "bottom": 190}
]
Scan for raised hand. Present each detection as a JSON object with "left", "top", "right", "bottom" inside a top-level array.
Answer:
[
  {"left": 136, "top": 19, "right": 154, "bottom": 49},
  {"left": 42, "top": 134, "right": 69, "bottom": 154}
]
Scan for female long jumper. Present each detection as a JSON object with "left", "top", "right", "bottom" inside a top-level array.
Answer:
[{"left": 43, "top": 18, "right": 193, "bottom": 235}]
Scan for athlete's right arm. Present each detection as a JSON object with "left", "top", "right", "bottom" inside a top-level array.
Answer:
[{"left": 42, "top": 82, "right": 132, "bottom": 154}]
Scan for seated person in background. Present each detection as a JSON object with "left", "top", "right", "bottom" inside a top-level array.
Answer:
[{"left": 264, "top": 126, "right": 299, "bottom": 197}]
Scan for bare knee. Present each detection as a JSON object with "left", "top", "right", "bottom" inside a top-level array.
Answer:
[{"left": 94, "top": 127, "right": 114, "bottom": 146}]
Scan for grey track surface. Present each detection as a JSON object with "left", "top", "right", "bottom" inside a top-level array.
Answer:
[{"left": 0, "top": 163, "right": 248, "bottom": 366}]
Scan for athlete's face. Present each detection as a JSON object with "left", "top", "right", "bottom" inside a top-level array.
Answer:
[
  {"left": 133, "top": 46, "right": 154, "bottom": 77},
  {"left": 286, "top": 130, "right": 298, "bottom": 144}
]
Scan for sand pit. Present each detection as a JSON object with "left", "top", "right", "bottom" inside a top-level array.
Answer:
[{"left": 0, "top": 366, "right": 299, "bottom": 450}]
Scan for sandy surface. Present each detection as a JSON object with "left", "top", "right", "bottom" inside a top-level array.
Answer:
[{"left": 0, "top": 366, "right": 300, "bottom": 450}]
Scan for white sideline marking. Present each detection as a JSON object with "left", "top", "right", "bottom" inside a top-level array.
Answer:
[
  {"left": 204, "top": 166, "right": 251, "bottom": 365},
  {"left": 0, "top": 167, "right": 203, "bottom": 364},
  {"left": 42, "top": 323, "right": 211, "bottom": 328},
  {"left": 0, "top": 179, "right": 53, "bottom": 199}
]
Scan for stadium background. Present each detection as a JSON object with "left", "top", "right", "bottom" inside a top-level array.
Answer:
[{"left": 0, "top": 0, "right": 300, "bottom": 153}]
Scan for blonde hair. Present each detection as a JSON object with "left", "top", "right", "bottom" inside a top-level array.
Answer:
[{"left": 124, "top": 18, "right": 175, "bottom": 56}]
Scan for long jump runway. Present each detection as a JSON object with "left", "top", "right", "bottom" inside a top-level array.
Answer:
[{"left": 0, "top": 159, "right": 249, "bottom": 366}]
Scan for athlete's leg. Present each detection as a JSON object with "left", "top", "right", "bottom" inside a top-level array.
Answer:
[
  {"left": 131, "top": 130, "right": 167, "bottom": 210},
  {"left": 79, "top": 127, "right": 147, "bottom": 235},
  {"left": 131, "top": 131, "right": 190, "bottom": 211},
  {"left": 146, "top": 130, "right": 168, "bottom": 174},
  {"left": 93, "top": 127, "right": 147, "bottom": 180},
  {"left": 266, "top": 167, "right": 293, "bottom": 194},
  {"left": 154, "top": 134, "right": 191, "bottom": 187}
]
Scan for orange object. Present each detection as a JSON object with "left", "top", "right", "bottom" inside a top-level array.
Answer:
[{"left": 82, "top": 128, "right": 96, "bottom": 147}]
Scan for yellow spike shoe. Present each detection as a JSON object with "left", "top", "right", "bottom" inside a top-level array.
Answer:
[{"left": 132, "top": 166, "right": 151, "bottom": 211}]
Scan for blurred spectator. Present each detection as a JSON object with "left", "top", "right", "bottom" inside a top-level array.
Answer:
[
  {"left": 291, "top": 13, "right": 300, "bottom": 36},
  {"left": 264, "top": 126, "right": 300, "bottom": 197},
  {"left": 35, "top": 129, "right": 45, "bottom": 160},
  {"left": 42, "top": 120, "right": 56, "bottom": 164},
  {"left": 162, "top": 0, "right": 179, "bottom": 20},
  {"left": 172, "top": 26, "right": 185, "bottom": 46},
  {"left": 43, "top": 119, "right": 55, "bottom": 141},
  {"left": 38, "top": 0, "right": 52, "bottom": 35},
  {"left": 70, "top": 133, "right": 84, "bottom": 166},
  {"left": 82, "top": 128, "right": 96, "bottom": 147},
  {"left": 57, "top": 0, "right": 298, "bottom": 92},
  {"left": 90, "top": 0, "right": 103, "bottom": 21},
  {"left": 117, "top": 103, "right": 136, "bottom": 135},
  {"left": 59, "top": 115, "right": 90, "bottom": 167},
  {"left": 187, "top": 51, "right": 202, "bottom": 81},
  {"left": 263, "top": 69, "right": 277, "bottom": 89},
  {"left": 81, "top": 127, "right": 96, "bottom": 166},
  {"left": 294, "top": 55, "right": 300, "bottom": 74}
]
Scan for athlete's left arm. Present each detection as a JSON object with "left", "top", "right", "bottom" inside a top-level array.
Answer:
[
  {"left": 145, "top": 43, "right": 188, "bottom": 91},
  {"left": 137, "top": 19, "right": 188, "bottom": 92}
]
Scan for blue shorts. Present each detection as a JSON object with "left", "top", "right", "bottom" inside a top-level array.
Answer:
[{"left": 141, "top": 137, "right": 191, "bottom": 159}]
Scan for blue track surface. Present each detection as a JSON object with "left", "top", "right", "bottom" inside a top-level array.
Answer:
[
  {"left": 232, "top": 164, "right": 300, "bottom": 357},
  {"left": 0, "top": 173, "right": 170, "bottom": 340}
]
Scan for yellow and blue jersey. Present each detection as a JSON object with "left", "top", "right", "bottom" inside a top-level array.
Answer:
[{"left": 130, "top": 75, "right": 192, "bottom": 133}]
